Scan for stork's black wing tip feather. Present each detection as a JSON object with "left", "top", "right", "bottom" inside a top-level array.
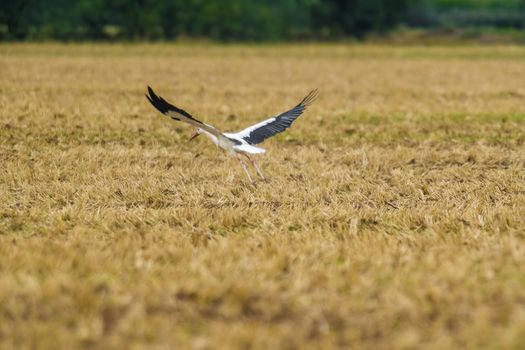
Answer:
[
  {"left": 301, "top": 89, "right": 319, "bottom": 107},
  {"left": 145, "top": 87, "right": 154, "bottom": 102},
  {"left": 145, "top": 86, "right": 154, "bottom": 101},
  {"left": 147, "top": 86, "right": 156, "bottom": 98},
  {"left": 145, "top": 93, "right": 153, "bottom": 104},
  {"left": 145, "top": 86, "right": 170, "bottom": 114}
]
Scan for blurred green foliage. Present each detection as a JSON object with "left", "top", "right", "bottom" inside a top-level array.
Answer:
[{"left": 1, "top": 0, "right": 524, "bottom": 41}]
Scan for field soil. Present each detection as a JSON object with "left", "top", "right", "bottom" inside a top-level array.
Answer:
[{"left": 1, "top": 44, "right": 525, "bottom": 349}]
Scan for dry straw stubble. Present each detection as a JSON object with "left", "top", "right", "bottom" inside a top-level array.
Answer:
[{"left": 0, "top": 43, "right": 525, "bottom": 349}]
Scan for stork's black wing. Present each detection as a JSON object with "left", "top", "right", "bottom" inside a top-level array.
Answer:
[
  {"left": 145, "top": 86, "right": 224, "bottom": 138},
  {"left": 233, "top": 89, "right": 318, "bottom": 145}
]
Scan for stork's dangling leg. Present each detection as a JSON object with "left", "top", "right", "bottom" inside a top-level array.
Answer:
[
  {"left": 244, "top": 154, "right": 266, "bottom": 181},
  {"left": 236, "top": 155, "right": 254, "bottom": 184},
  {"left": 252, "top": 160, "right": 266, "bottom": 181}
]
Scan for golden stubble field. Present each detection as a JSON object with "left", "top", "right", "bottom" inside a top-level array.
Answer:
[{"left": 1, "top": 43, "right": 525, "bottom": 349}]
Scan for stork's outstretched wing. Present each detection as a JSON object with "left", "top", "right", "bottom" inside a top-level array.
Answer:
[
  {"left": 229, "top": 89, "right": 318, "bottom": 145},
  {"left": 146, "top": 86, "right": 224, "bottom": 139}
]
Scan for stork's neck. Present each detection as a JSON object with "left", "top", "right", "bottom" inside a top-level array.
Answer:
[{"left": 201, "top": 130, "right": 219, "bottom": 146}]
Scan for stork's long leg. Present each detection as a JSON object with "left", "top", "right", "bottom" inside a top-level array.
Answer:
[
  {"left": 243, "top": 154, "right": 266, "bottom": 180},
  {"left": 252, "top": 159, "right": 266, "bottom": 181},
  {"left": 236, "top": 156, "right": 254, "bottom": 184}
]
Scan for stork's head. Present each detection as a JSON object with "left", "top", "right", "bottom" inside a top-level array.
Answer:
[{"left": 189, "top": 128, "right": 202, "bottom": 141}]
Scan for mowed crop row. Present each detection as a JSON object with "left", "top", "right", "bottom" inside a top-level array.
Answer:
[{"left": 1, "top": 44, "right": 524, "bottom": 349}]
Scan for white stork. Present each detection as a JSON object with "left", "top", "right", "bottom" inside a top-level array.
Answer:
[{"left": 146, "top": 86, "right": 317, "bottom": 183}]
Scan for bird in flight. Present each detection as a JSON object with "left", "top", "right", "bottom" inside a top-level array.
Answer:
[{"left": 146, "top": 86, "right": 317, "bottom": 184}]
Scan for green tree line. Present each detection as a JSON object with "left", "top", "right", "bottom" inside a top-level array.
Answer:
[{"left": 1, "top": 0, "right": 524, "bottom": 41}]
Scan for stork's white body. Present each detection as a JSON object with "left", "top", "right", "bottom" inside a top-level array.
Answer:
[
  {"left": 198, "top": 129, "right": 266, "bottom": 155},
  {"left": 199, "top": 130, "right": 235, "bottom": 155}
]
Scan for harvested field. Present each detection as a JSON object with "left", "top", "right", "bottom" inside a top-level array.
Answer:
[{"left": 1, "top": 43, "right": 525, "bottom": 349}]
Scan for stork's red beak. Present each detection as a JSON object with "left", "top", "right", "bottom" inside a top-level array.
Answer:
[{"left": 189, "top": 131, "right": 200, "bottom": 141}]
